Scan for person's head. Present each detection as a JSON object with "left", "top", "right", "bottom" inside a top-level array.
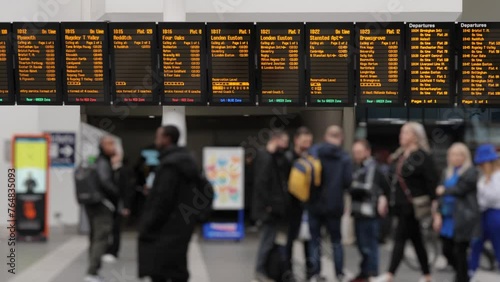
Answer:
[
  {"left": 324, "top": 125, "right": 343, "bottom": 146},
  {"left": 352, "top": 139, "right": 372, "bottom": 165},
  {"left": 268, "top": 129, "right": 289, "bottom": 153},
  {"left": 399, "top": 122, "right": 430, "bottom": 152},
  {"left": 474, "top": 144, "right": 499, "bottom": 176},
  {"left": 446, "top": 142, "right": 472, "bottom": 177},
  {"left": 99, "top": 136, "right": 117, "bottom": 157},
  {"left": 155, "top": 125, "right": 180, "bottom": 150},
  {"left": 294, "top": 126, "right": 313, "bottom": 155}
]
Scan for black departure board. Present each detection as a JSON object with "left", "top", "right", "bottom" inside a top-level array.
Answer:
[
  {"left": 110, "top": 23, "right": 158, "bottom": 104},
  {"left": 257, "top": 23, "right": 305, "bottom": 106},
  {"left": 208, "top": 23, "right": 255, "bottom": 105},
  {"left": 306, "top": 23, "right": 354, "bottom": 106},
  {"left": 62, "top": 22, "right": 109, "bottom": 105},
  {"left": 356, "top": 23, "right": 404, "bottom": 106},
  {"left": 407, "top": 23, "right": 455, "bottom": 106},
  {"left": 160, "top": 23, "right": 206, "bottom": 105},
  {"left": 459, "top": 23, "right": 500, "bottom": 106},
  {"left": 0, "top": 23, "right": 14, "bottom": 105},
  {"left": 14, "top": 23, "right": 62, "bottom": 105}
]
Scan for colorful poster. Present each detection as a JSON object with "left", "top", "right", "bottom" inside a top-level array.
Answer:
[
  {"left": 13, "top": 135, "right": 50, "bottom": 241},
  {"left": 203, "top": 147, "right": 244, "bottom": 210}
]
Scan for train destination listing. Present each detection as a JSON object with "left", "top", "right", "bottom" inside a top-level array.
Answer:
[
  {"left": 307, "top": 25, "right": 353, "bottom": 106},
  {"left": 209, "top": 25, "right": 254, "bottom": 104},
  {"left": 408, "top": 23, "right": 454, "bottom": 105},
  {"left": 161, "top": 25, "right": 205, "bottom": 104},
  {"left": 15, "top": 24, "right": 61, "bottom": 104},
  {"left": 258, "top": 24, "right": 303, "bottom": 105},
  {"left": 460, "top": 23, "right": 500, "bottom": 105},
  {"left": 63, "top": 25, "right": 107, "bottom": 104},
  {"left": 111, "top": 25, "right": 156, "bottom": 103},
  {"left": 357, "top": 24, "right": 403, "bottom": 105},
  {"left": 0, "top": 26, "right": 12, "bottom": 104}
]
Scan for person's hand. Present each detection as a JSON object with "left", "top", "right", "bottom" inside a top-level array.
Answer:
[
  {"left": 121, "top": 208, "right": 130, "bottom": 217},
  {"left": 436, "top": 185, "right": 446, "bottom": 196},
  {"left": 433, "top": 214, "right": 442, "bottom": 233},
  {"left": 378, "top": 196, "right": 389, "bottom": 218}
]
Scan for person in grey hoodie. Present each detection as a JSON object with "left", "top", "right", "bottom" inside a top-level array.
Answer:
[{"left": 308, "top": 126, "right": 353, "bottom": 282}]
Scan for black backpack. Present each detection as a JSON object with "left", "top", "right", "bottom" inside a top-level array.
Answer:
[
  {"left": 266, "top": 244, "right": 289, "bottom": 282},
  {"left": 74, "top": 164, "right": 103, "bottom": 205}
]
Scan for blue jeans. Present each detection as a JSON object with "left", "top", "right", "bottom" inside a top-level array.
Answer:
[
  {"left": 308, "top": 213, "right": 343, "bottom": 277},
  {"left": 469, "top": 209, "right": 500, "bottom": 273},
  {"left": 354, "top": 217, "right": 379, "bottom": 277}
]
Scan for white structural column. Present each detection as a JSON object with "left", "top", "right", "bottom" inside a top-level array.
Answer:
[{"left": 162, "top": 0, "right": 188, "bottom": 146}]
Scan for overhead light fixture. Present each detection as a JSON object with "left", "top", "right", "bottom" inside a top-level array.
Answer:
[
  {"left": 243, "top": 114, "right": 250, "bottom": 117},
  {"left": 148, "top": 115, "right": 155, "bottom": 119}
]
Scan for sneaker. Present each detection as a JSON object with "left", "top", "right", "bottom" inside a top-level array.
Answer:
[
  {"left": 84, "top": 275, "right": 103, "bottom": 282},
  {"left": 101, "top": 254, "right": 117, "bottom": 264},
  {"left": 350, "top": 275, "right": 368, "bottom": 282},
  {"left": 371, "top": 274, "right": 392, "bottom": 282},
  {"left": 309, "top": 275, "right": 327, "bottom": 282}
]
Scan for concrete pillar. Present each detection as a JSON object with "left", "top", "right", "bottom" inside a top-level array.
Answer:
[{"left": 162, "top": 0, "right": 187, "bottom": 146}]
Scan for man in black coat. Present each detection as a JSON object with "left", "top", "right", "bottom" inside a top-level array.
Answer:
[
  {"left": 252, "top": 129, "right": 290, "bottom": 282},
  {"left": 138, "top": 125, "right": 202, "bottom": 282}
]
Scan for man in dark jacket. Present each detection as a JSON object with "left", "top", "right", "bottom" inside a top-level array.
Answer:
[
  {"left": 308, "top": 126, "right": 352, "bottom": 282},
  {"left": 350, "top": 140, "right": 390, "bottom": 282},
  {"left": 138, "top": 125, "right": 202, "bottom": 282},
  {"left": 85, "top": 136, "right": 119, "bottom": 282},
  {"left": 252, "top": 129, "right": 290, "bottom": 282}
]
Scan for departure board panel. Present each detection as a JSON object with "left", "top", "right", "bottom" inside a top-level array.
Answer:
[
  {"left": 160, "top": 23, "right": 206, "bottom": 105},
  {"left": 0, "top": 23, "right": 14, "bottom": 105},
  {"left": 62, "top": 22, "right": 109, "bottom": 105},
  {"left": 459, "top": 23, "right": 500, "bottom": 106},
  {"left": 110, "top": 23, "right": 158, "bottom": 104},
  {"left": 208, "top": 23, "right": 255, "bottom": 105},
  {"left": 14, "top": 23, "right": 62, "bottom": 105},
  {"left": 407, "top": 23, "right": 455, "bottom": 106},
  {"left": 306, "top": 23, "right": 354, "bottom": 106},
  {"left": 257, "top": 23, "right": 305, "bottom": 106},
  {"left": 356, "top": 23, "right": 404, "bottom": 106}
]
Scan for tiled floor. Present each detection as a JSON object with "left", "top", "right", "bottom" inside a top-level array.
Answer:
[{"left": 1, "top": 229, "right": 499, "bottom": 282}]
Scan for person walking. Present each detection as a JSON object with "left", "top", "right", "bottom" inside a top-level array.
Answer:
[
  {"left": 284, "top": 127, "right": 314, "bottom": 280},
  {"left": 433, "top": 142, "right": 479, "bottom": 282},
  {"left": 374, "top": 122, "right": 439, "bottom": 282},
  {"left": 308, "top": 125, "right": 353, "bottom": 282},
  {"left": 252, "top": 129, "right": 290, "bottom": 282},
  {"left": 84, "top": 136, "right": 119, "bottom": 282},
  {"left": 469, "top": 144, "right": 500, "bottom": 278},
  {"left": 138, "top": 125, "right": 202, "bottom": 282},
  {"left": 350, "top": 140, "right": 390, "bottom": 282}
]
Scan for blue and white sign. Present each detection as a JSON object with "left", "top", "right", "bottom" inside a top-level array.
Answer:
[{"left": 48, "top": 132, "right": 76, "bottom": 167}]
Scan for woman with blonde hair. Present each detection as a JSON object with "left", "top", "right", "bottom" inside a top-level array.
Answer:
[
  {"left": 375, "top": 122, "right": 439, "bottom": 282},
  {"left": 434, "top": 142, "right": 479, "bottom": 282}
]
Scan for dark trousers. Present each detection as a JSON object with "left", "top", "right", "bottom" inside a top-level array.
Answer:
[
  {"left": 85, "top": 204, "right": 113, "bottom": 275},
  {"left": 308, "top": 213, "right": 343, "bottom": 278},
  {"left": 469, "top": 209, "right": 500, "bottom": 273},
  {"left": 388, "top": 212, "right": 430, "bottom": 275},
  {"left": 106, "top": 210, "right": 122, "bottom": 257},
  {"left": 354, "top": 217, "right": 380, "bottom": 278},
  {"left": 151, "top": 276, "right": 187, "bottom": 282},
  {"left": 442, "top": 237, "right": 470, "bottom": 282},
  {"left": 285, "top": 200, "right": 313, "bottom": 278},
  {"left": 256, "top": 221, "right": 278, "bottom": 275}
]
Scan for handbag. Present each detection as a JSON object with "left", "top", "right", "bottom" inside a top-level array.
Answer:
[{"left": 396, "top": 157, "right": 432, "bottom": 220}]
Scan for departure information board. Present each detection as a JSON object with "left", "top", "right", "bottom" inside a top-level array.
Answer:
[
  {"left": 407, "top": 23, "right": 455, "bottom": 106},
  {"left": 62, "top": 22, "right": 109, "bottom": 105},
  {"left": 208, "top": 23, "right": 255, "bottom": 105},
  {"left": 14, "top": 23, "right": 62, "bottom": 105},
  {"left": 257, "top": 23, "right": 305, "bottom": 105},
  {"left": 356, "top": 23, "right": 404, "bottom": 106},
  {"left": 160, "top": 23, "right": 206, "bottom": 105},
  {"left": 306, "top": 23, "right": 354, "bottom": 106},
  {"left": 0, "top": 23, "right": 14, "bottom": 105},
  {"left": 110, "top": 23, "right": 158, "bottom": 104},
  {"left": 459, "top": 22, "right": 500, "bottom": 106}
]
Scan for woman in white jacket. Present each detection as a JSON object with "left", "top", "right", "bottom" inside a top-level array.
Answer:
[{"left": 469, "top": 144, "right": 500, "bottom": 276}]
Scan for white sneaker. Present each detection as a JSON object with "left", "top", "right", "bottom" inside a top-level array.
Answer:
[
  {"left": 371, "top": 273, "right": 391, "bottom": 282},
  {"left": 101, "top": 254, "right": 117, "bottom": 264},
  {"left": 84, "top": 275, "right": 104, "bottom": 282}
]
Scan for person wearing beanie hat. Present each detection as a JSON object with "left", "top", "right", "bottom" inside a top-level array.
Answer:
[{"left": 469, "top": 144, "right": 500, "bottom": 278}]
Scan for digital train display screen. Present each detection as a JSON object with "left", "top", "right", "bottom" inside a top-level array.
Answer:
[{"left": 0, "top": 23, "right": 14, "bottom": 105}]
